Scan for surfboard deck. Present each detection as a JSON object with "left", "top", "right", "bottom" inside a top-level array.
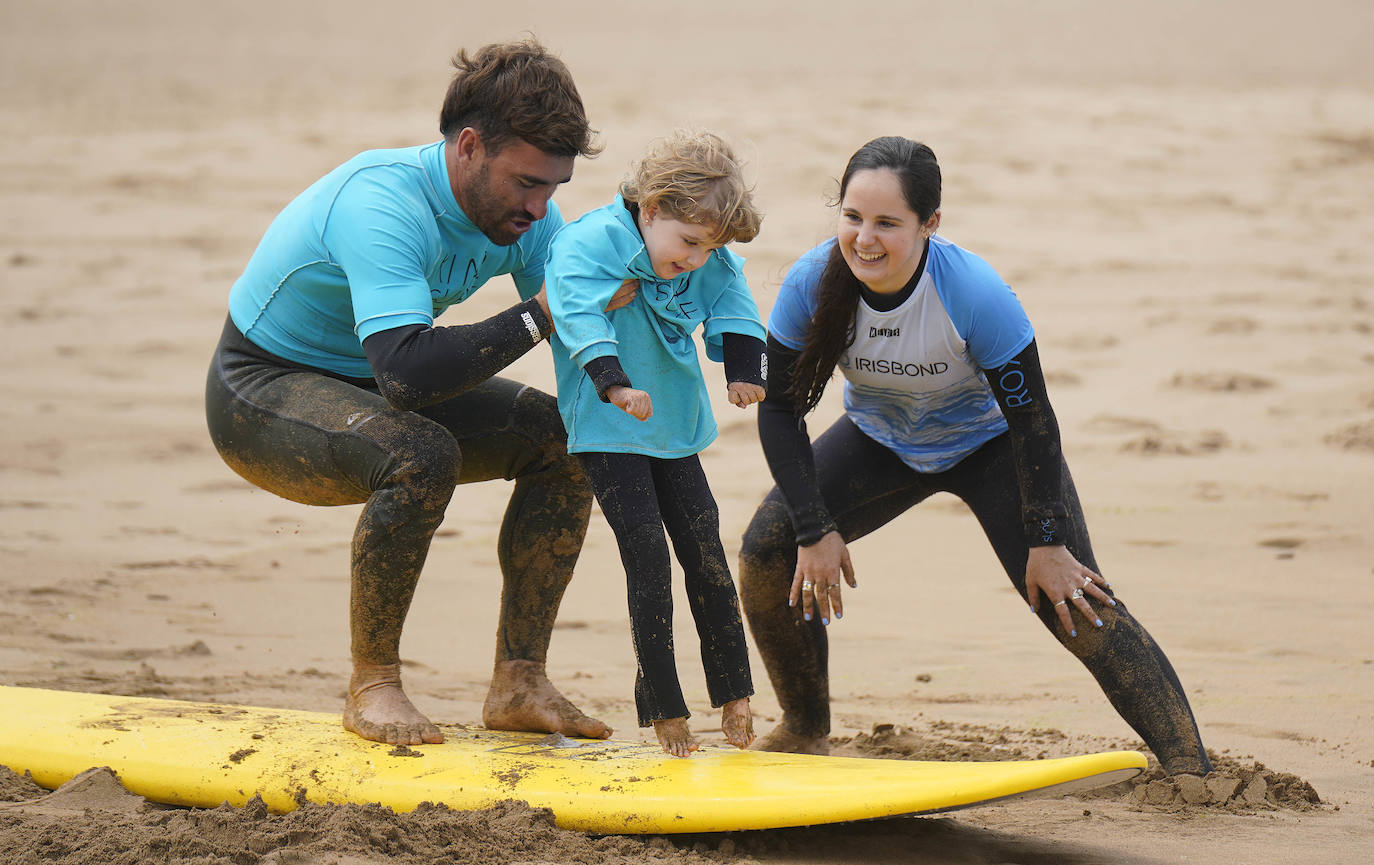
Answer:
[{"left": 0, "top": 686, "right": 1145, "bottom": 834}]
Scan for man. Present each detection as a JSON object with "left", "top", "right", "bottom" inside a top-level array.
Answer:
[{"left": 206, "top": 39, "right": 629, "bottom": 745}]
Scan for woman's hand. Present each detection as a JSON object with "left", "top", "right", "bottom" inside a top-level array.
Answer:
[
  {"left": 1025, "top": 545, "right": 1115, "bottom": 636},
  {"left": 727, "top": 381, "right": 765, "bottom": 408},
  {"left": 606, "top": 386, "right": 653, "bottom": 421},
  {"left": 789, "top": 530, "right": 856, "bottom": 625}
]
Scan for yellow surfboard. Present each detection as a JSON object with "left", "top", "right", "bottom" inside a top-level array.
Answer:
[{"left": 0, "top": 686, "right": 1144, "bottom": 834}]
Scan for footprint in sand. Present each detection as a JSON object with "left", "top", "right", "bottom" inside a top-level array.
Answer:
[
  {"left": 1167, "top": 371, "right": 1274, "bottom": 392},
  {"left": 1085, "top": 416, "right": 1230, "bottom": 455},
  {"left": 1323, "top": 420, "right": 1374, "bottom": 452},
  {"left": 1207, "top": 316, "right": 1259, "bottom": 334}
]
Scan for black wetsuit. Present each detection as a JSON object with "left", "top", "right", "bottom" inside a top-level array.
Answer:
[
  {"left": 206, "top": 301, "right": 591, "bottom": 669},
  {"left": 576, "top": 336, "right": 763, "bottom": 726}
]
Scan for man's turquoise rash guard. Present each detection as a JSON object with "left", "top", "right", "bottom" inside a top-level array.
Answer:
[{"left": 228, "top": 140, "right": 561, "bottom": 380}]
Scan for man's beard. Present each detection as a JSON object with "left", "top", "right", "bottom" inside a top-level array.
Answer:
[{"left": 464, "top": 163, "right": 534, "bottom": 247}]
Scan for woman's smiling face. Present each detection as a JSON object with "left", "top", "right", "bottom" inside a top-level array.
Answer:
[{"left": 837, "top": 168, "right": 939, "bottom": 294}]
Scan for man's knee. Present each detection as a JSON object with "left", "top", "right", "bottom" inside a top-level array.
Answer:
[{"left": 375, "top": 415, "right": 462, "bottom": 505}]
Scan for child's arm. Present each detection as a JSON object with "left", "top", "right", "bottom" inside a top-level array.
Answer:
[{"left": 723, "top": 331, "right": 767, "bottom": 408}]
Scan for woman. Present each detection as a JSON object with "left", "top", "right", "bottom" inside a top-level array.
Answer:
[{"left": 738, "top": 136, "right": 1211, "bottom": 775}]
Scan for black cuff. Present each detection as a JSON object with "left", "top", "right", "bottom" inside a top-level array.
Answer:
[
  {"left": 1024, "top": 502, "right": 1070, "bottom": 547},
  {"left": 723, "top": 332, "right": 767, "bottom": 387},
  {"left": 522, "top": 298, "right": 553, "bottom": 342},
  {"left": 794, "top": 512, "right": 839, "bottom": 547},
  {"left": 583, "top": 355, "right": 632, "bottom": 401}
]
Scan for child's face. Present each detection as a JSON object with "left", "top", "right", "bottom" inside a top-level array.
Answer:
[{"left": 639, "top": 204, "right": 723, "bottom": 280}]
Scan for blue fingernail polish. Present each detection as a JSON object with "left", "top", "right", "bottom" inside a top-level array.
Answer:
[
  {"left": 804, "top": 613, "right": 811, "bottom": 621},
  {"left": 1095, "top": 619, "right": 1103, "bottom": 627},
  {"left": 788, "top": 599, "right": 795, "bottom": 607},
  {"left": 836, "top": 612, "right": 843, "bottom": 619},
  {"left": 822, "top": 617, "right": 829, "bottom": 626},
  {"left": 1070, "top": 629, "right": 1077, "bottom": 637},
  {"left": 1109, "top": 599, "right": 1117, "bottom": 606}
]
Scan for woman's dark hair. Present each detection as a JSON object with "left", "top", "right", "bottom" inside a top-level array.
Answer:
[
  {"left": 438, "top": 38, "right": 601, "bottom": 159},
  {"left": 787, "top": 136, "right": 941, "bottom": 414}
]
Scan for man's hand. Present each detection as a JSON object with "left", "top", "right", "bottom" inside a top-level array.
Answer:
[{"left": 605, "top": 278, "right": 639, "bottom": 313}]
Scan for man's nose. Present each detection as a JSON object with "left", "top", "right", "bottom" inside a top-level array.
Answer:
[{"left": 524, "top": 190, "right": 551, "bottom": 221}]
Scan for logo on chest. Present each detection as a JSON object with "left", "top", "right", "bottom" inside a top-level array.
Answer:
[
  {"left": 847, "top": 357, "right": 951, "bottom": 377},
  {"left": 868, "top": 326, "right": 901, "bottom": 338}
]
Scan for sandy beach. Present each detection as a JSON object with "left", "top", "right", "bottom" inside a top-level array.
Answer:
[{"left": 2, "top": 1, "right": 1371, "bottom": 862}]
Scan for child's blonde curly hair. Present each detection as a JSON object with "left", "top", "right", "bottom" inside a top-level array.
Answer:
[{"left": 619, "top": 130, "right": 762, "bottom": 245}]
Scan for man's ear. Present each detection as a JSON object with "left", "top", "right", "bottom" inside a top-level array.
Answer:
[{"left": 453, "top": 127, "right": 484, "bottom": 165}]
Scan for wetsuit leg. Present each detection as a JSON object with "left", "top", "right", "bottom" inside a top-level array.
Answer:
[
  {"left": 206, "top": 320, "right": 461, "bottom": 667},
  {"left": 577, "top": 451, "right": 688, "bottom": 726},
  {"left": 416, "top": 381, "right": 591, "bottom": 665},
  {"left": 937, "top": 433, "right": 1212, "bottom": 774},
  {"left": 650, "top": 456, "right": 752, "bottom": 709},
  {"left": 739, "top": 416, "right": 934, "bottom": 740},
  {"left": 207, "top": 319, "right": 591, "bottom": 671}
]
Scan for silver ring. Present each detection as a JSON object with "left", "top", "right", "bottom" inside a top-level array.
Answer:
[
  {"left": 1054, "top": 600, "right": 1068, "bottom": 608},
  {"left": 1081, "top": 576, "right": 1094, "bottom": 587},
  {"left": 1070, "top": 588, "right": 1085, "bottom": 600},
  {"left": 826, "top": 584, "right": 840, "bottom": 592},
  {"left": 801, "top": 581, "right": 814, "bottom": 591}
]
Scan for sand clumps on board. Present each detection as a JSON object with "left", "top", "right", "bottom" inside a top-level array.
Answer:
[
  {"left": 0, "top": 767, "right": 745, "bottom": 865},
  {"left": 832, "top": 722, "right": 1324, "bottom": 814}
]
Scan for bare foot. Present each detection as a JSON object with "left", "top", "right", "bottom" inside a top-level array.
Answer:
[
  {"left": 482, "top": 659, "right": 612, "bottom": 739},
  {"left": 720, "top": 698, "right": 755, "bottom": 749},
  {"left": 342, "top": 662, "right": 444, "bottom": 746},
  {"left": 751, "top": 725, "right": 829, "bottom": 755},
  {"left": 653, "top": 717, "right": 700, "bottom": 758}
]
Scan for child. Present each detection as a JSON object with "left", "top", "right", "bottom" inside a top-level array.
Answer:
[{"left": 545, "top": 131, "right": 767, "bottom": 757}]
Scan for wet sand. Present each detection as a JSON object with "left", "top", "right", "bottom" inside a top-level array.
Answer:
[{"left": 1, "top": 1, "right": 1371, "bottom": 862}]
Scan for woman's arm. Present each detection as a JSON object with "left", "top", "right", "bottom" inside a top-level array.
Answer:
[
  {"left": 986, "top": 339, "right": 1114, "bottom": 630},
  {"left": 758, "top": 334, "right": 855, "bottom": 623}
]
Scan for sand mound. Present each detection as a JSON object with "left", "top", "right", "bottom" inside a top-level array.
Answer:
[
  {"left": 0, "top": 767, "right": 742, "bottom": 865},
  {"left": 833, "top": 722, "right": 1323, "bottom": 813}
]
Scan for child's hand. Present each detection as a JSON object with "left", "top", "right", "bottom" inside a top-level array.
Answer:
[
  {"left": 607, "top": 386, "right": 653, "bottom": 421},
  {"left": 727, "top": 381, "right": 765, "bottom": 408}
]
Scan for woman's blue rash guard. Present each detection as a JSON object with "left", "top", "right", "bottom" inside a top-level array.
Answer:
[
  {"left": 768, "top": 236, "right": 1034, "bottom": 473},
  {"left": 546, "top": 196, "right": 767, "bottom": 458},
  {"left": 228, "top": 140, "right": 561, "bottom": 380}
]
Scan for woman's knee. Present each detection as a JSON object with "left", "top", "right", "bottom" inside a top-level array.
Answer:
[{"left": 739, "top": 499, "right": 796, "bottom": 600}]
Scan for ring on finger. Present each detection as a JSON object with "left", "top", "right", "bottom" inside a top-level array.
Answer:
[
  {"left": 1054, "top": 599, "right": 1068, "bottom": 608},
  {"left": 1081, "top": 576, "right": 1094, "bottom": 587},
  {"left": 1070, "top": 588, "right": 1085, "bottom": 600},
  {"left": 826, "top": 584, "right": 840, "bottom": 592},
  {"left": 801, "top": 581, "right": 814, "bottom": 591}
]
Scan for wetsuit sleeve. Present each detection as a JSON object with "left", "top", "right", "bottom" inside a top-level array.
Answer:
[
  {"left": 701, "top": 250, "right": 767, "bottom": 362},
  {"left": 757, "top": 334, "right": 838, "bottom": 546},
  {"left": 983, "top": 339, "right": 1074, "bottom": 548},
  {"left": 361, "top": 299, "right": 553, "bottom": 411},
  {"left": 582, "top": 355, "right": 633, "bottom": 401},
  {"left": 722, "top": 333, "right": 766, "bottom": 386}
]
